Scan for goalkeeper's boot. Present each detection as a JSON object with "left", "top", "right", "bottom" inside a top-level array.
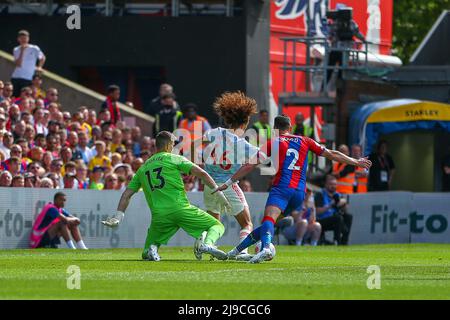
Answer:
[
  {"left": 143, "top": 245, "right": 161, "bottom": 261},
  {"left": 235, "top": 252, "right": 254, "bottom": 262},
  {"left": 194, "top": 231, "right": 207, "bottom": 261},
  {"left": 199, "top": 243, "right": 228, "bottom": 261},
  {"left": 248, "top": 247, "right": 272, "bottom": 264}
]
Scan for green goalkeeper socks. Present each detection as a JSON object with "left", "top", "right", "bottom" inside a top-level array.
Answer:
[{"left": 204, "top": 223, "right": 225, "bottom": 245}]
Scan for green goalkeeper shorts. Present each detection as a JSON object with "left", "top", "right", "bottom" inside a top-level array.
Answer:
[{"left": 145, "top": 205, "right": 222, "bottom": 246}]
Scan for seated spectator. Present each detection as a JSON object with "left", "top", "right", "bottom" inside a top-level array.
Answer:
[
  {"left": 28, "top": 161, "right": 44, "bottom": 179},
  {"left": 101, "top": 85, "right": 121, "bottom": 125},
  {"left": 30, "top": 192, "right": 88, "bottom": 249},
  {"left": 44, "top": 88, "right": 58, "bottom": 107},
  {"left": 111, "top": 128, "right": 125, "bottom": 153},
  {"left": 0, "top": 131, "right": 14, "bottom": 159},
  {"left": 104, "top": 173, "right": 119, "bottom": 190},
  {"left": 41, "top": 151, "right": 53, "bottom": 171},
  {"left": 31, "top": 74, "right": 46, "bottom": 99},
  {"left": 63, "top": 172, "right": 78, "bottom": 189},
  {"left": 131, "top": 126, "right": 141, "bottom": 156},
  {"left": 45, "top": 172, "right": 61, "bottom": 190},
  {"left": 89, "top": 140, "right": 111, "bottom": 171},
  {"left": 1, "top": 144, "right": 27, "bottom": 172},
  {"left": 315, "top": 175, "right": 353, "bottom": 245},
  {"left": 24, "top": 172, "right": 39, "bottom": 188},
  {"left": 76, "top": 131, "right": 94, "bottom": 164},
  {"left": 49, "top": 158, "right": 64, "bottom": 188},
  {"left": 39, "top": 177, "right": 54, "bottom": 188},
  {"left": 281, "top": 189, "right": 321, "bottom": 246},
  {"left": 89, "top": 166, "right": 105, "bottom": 190},
  {"left": 0, "top": 171, "right": 12, "bottom": 187},
  {"left": 111, "top": 152, "right": 122, "bottom": 168},
  {"left": 131, "top": 157, "right": 144, "bottom": 172},
  {"left": 75, "top": 163, "right": 89, "bottom": 189},
  {"left": 140, "top": 150, "right": 152, "bottom": 162},
  {"left": 2, "top": 82, "right": 14, "bottom": 104},
  {"left": 11, "top": 174, "right": 24, "bottom": 187}
]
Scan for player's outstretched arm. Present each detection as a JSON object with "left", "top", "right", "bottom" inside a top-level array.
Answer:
[
  {"left": 211, "top": 163, "right": 258, "bottom": 194},
  {"left": 190, "top": 164, "right": 231, "bottom": 212},
  {"left": 322, "top": 148, "right": 372, "bottom": 169},
  {"left": 102, "top": 188, "right": 136, "bottom": 228}
]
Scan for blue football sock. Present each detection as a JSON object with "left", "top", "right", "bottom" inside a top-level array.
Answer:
[
  {"left": 236, "top": 227, "right": 261, "bottom": 252},
  {"left": 260, "top": 220, "right": 275, "bottom": 249}
]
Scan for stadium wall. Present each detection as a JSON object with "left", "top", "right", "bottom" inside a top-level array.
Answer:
[{"left": 0, "top": 189, "right": 449, "bottom": 249}]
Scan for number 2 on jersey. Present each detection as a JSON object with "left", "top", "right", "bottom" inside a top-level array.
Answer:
[
  {"left": 287, "top": 148, "right": 301, "bottom": 170},
  {"left": 145, "top": 167, "right": 165, "bottom": 191}
]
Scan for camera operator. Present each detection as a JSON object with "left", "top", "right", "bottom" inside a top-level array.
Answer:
[
  {"left": 325, "top": 4, "right": 365, "bottom": 84},
  {"left": 314, "top": 175, "right": 353, "bottom": 245}
]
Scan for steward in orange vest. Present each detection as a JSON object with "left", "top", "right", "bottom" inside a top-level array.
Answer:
[
  {"left": 354, "top": 167, "right": 368, "bottom": 193},
  {"left": 332, "top": 162, "right": 355, "bottom": 194}
]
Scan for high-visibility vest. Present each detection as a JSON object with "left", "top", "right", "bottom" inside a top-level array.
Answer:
[
  {"left": 355, "top": 167, "right": 368, "bottom": 193},
  {"left": 253, "top": 121, "right": 272, "bottom": 139},
  {"left": 179, "top": 116, "right": 208, "bottom": 142},
  {"left": 332, "top": 162, "right": 354, "bottom": 194},
  {"left": 292, "top": 124, "right": 313, "bottom": 137}
]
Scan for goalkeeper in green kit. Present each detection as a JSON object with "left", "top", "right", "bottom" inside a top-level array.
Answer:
[{"left": 102, "top": 131, "right": 231, "bottom": 261}]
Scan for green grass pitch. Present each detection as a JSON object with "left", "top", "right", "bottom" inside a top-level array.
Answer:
[{"left": 0, "top": 244, "right": 449, "bottom": 299}]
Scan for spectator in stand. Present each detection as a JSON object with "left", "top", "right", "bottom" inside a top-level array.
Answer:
[
  {"left": 29, "top": 146, "right": 44, "bottom": 163},
  {"left": 0, "top": 171, "right": 12, "bottom": 187},
  {"left": 45, "top": 172, "right": 61, "bottom": 190},
  {"left": 111, "top": 128, "right": 125, "bottom": 153},
  {"left": 2, "top": 82, "right": 14, "bottom": 105},
  {"left": 315, "top": 175, "right": 353, "bottom": 245},
  {"left": 14, "top": 86, "right": 33, "bottom": 106},
  {"left": 239, "top": 179, "right": 253, "bottom": 192},
  {"left": 140, "top": 150, "right": 152, "bottom": 162},
  {"left": 131, "top": 126, "right": 142, "bottom": 157},
  {"left": 24, "top": 172, "right": 39, "bottom": 188},
  {"left": 280, "top": 188, "right": 321, "bottom": 246},
  {"left": 41, "top": 151, "right": 53, "bottom": 172},
  {"left": 16, "top": 139, "right": 32, "bottom": 164},
  {"left": 332, "top": 144, "right": 355, "bottom": 194},
  {"left": 11, "top": 30, "right": 46, "bottom": 97},
  {"left": 39, "top": 177, "right": 54, "bottom": 188},
  {"left": 28, "top": 161, "right": 43, "bottom": 179},
  {"left": 49, "top": 158, "right": 64, "bottom": 188},
  {"left": 75, "top": 163, "right": 89, "bottom": 189},
  {"left": 87, "top": 109, "right": 97, "bottom": 127},
  {"left": 24, "top": 124, "right": 36, "bottom": 147},
  {"left": 0, "top": 114, "right": 7, "bottom": 136},
  {"left": 0, "top": 132, "right": 13, "bottom": 159},
  {"left": 250, "top": 110, "right": 271, "bottom": 146},
  {"left": 443, "top": 148, "right": 450, "bottom": 192},
  {"left": 33, "top": 107, "right": 48, "bottom": 135},
  {"left": 47, "top": 120, "right": 61, "bottom": 136},
  {"left": 12, "top": 120, "right": 26, "bottom": 142},
  {"left": 89, "top": 141, "right": 111, "bottom": 171},
  {"left": 368, "top": 140, "right": 395, "bottom": 191},
  {"left": 147, "top": 83, "right": 179, "bottom": 116},
  {"left": 179, "top": 103, "right": 211, "bottom": 143},
  {"left": 153, "top": 93, "right": 183, "bottom": 135},
  {"left": 0, "top": 81, "right": 3, "bottom": 103},
  {"left": 6, "top": 104, "right": 21, "bottom": 131},
  {"left": 292, "top": 112, "right": 313, "bottom": 137},
  {"left": 31, "top": 74, "right": 46, "bottom": 99},
  {"left": 131, "top": 157, "right": 144, "bottom": 172},
  {"left": 44, "top": 88, "right": 58, "bottom": 107},
  {"left": 1, "top": 144, "right": 27, "bottom": 172},
  {"left": 111, "top": 152, "right": 122, "bottom": 168},
  {"left": 89, "top": 166, "right": 105, "bottom": 190},
  {"left": 46, "top": 134, "right": 60, "bottom": 158},
  {"left": 101, "top": 85, "right": 121, "bottom": 125},
  {"left": 351, "top": 144, "right": 368, "bottom": 193},
  {"left": 63, "top": 172, "right": 77, "bottom": 189},
  {"left": 11, "top": 174, "right": 25, "bottom": 187},
  {"left": 76, "top": 131, "right": 93, "bottom": 164},
  {"left": 104, "top": 173, "right": 119, "bottom": 190}
]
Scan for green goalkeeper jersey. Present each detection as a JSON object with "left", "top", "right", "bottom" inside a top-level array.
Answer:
[{"left": 127, "top": 152, "right": 194, "bottom": 215}]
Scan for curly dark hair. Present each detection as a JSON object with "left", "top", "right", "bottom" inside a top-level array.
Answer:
[{"left": 213, "top": 91, "right": 257, "bottom": 128}]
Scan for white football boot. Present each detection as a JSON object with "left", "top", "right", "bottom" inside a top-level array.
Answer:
[
  {"left": 199, "top": 243, "right": 228, "bottom": 260},
  {"left": 194, "top": 231, "right": 207, "bottom": 260},
  {"left": 248, "top": 247, "right": 272, "bottom": 264},
  {"left": 147, "top": 245, "right": 161, "bottom": 261}
]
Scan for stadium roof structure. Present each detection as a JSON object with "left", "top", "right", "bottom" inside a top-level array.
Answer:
[{"left": 349, "top": 99, "right": 450, "bottom": 154}]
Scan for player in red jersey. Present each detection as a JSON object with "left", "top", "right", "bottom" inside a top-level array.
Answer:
[{"left": 214, "top": 115, "right": 372, "bottom": 263}]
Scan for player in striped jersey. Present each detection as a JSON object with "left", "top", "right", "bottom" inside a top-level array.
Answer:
[{"left": 214, "top": 115, "right": 372, "bottom": 263}]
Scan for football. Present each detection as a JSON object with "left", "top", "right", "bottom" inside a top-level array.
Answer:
[{"left": 254, "top": 241, "right": 276, "bottom": 261}]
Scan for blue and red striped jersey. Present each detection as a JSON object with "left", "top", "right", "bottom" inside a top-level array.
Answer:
[{"left": 268, "top": 134, "right": 325, "bottom": 190}]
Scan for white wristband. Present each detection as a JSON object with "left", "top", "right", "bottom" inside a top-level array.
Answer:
[
  {"left": 224, "top": 179, "right": 234, "bottom": 187},
  {"left": 115, "top": 211, "right": 125, "bottom": 221}
]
